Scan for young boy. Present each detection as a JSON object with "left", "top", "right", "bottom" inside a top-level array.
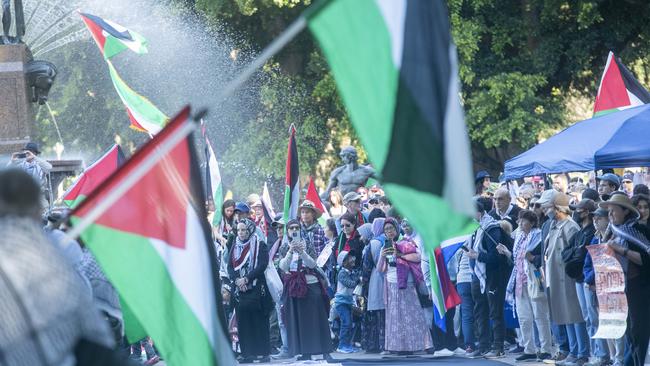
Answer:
[{"left": 334, "top": 251, "right": 360, "bottom": 353}]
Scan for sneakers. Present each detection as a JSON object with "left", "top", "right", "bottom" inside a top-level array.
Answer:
[
  {"left": 271, "top": 350, "right": 291, "bottom": 360},
  {"left": 484, "top": 350, "right": 506, "bottom": 359},
  {"left": 544, "top": 352, "right": 569, "bottom": 364},
  {"left": 538, "top": 353, "right": 553, "bottom": 361},
  {"left": 336, "top": 346, "right": 360, "bottom": 354},
  {"left": 434, "top": 348, "right": 455, "bottom": 357},
  {"left": 454, "top": 347, "right": 467, "bottom": 355},
  {"left": 557, "top": 355, "right": 579, "bottom": 366},
  {"left": 586, "top": 357, "right": 612, "bottom": 366},
  {"left": 516, "top": 353, "right": 538, "bottom": 362},
  {"left": 468, "top": 349, "right": 488, "bottom": 358},
  {"left": 509, "top": 345, "right": 525, "bottom": 354}
]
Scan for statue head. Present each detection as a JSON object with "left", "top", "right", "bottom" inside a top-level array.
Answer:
[
  {"left": 25, "top": 61, "right": 57, "bottom": 105},
  {"left": 339, "top": 146, "right": 357, "bottom": 164}
]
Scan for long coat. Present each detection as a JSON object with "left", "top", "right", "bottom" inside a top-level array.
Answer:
[{"left": 543, "top": 218, "right": 583, "bottom": 325}]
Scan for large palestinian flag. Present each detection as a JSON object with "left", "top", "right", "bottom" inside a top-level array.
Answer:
[
  {"left": 107, "top": 60, "right": 168, "bottom": 134},
  {"left": 309, "top": 0, "right": 476, "bottom": 254},
  {"left": 594, "top": 51, "right": 650, "bottom": 116},
  {"left": 62, "top": 144, "right": 125, "bottom": 208},
  {"left": 70, "top": 107, "right": 233, "bottom": 366},
  {"left": 79, "top": 12, "right": 148, "bottom": 59},
  {"left": 283, "top": 125, "right": 300, "bottom": 222}
]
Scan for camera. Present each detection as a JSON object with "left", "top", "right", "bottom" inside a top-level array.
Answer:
[{"left": 14, "top": 152, "right": 27, "bottom": 159}]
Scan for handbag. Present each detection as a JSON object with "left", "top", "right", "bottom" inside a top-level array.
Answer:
[
  {"left": 561, "top": 228, "right": 586, "bottom": 280},
  {"left": 525, "top": 262, "right": 545, "bottom": 300},
  {"left": 264, "top": 261, "right": 283, "bottom": 303}
]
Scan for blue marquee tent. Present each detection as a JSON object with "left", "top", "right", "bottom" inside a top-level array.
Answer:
[{"left": 504, "top": 103, "right": 650, "bottom": 180}]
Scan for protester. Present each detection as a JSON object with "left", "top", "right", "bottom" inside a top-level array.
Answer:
[
  {"left": 583, "top": 208, "right": 615, "bottom": 366},
  {"left": 299, "top": 200, "right": 327, "bottom": 254},
  {"left": 226, "top": 219, "right": 273, "bottom": 363},
  {"left": 250, "top": 199, "right": 266, "bottom": 240},
  {"left": 215, "top": 199, "right": 236, "bottom": 245},
  {"left": 598, "top": 173, "right": 620, "bottom": 201},
  {"left": 378, "top": 196, "right": 392, "bottom": 215},
  {"left": 475, "top": 170, "right": 491, "bottom": 197},
  {"left": 368, "top": 207, "right": 386, "bottom": 223},
  {"left": 599, "top": 194, "right": 650, "bottom": 366},
  {"left": 455, "top": 241, "right": 476, "bottom": 355},
  {"left": 340, "top": 192, "right": 367, "bottom": 229},
  {"left": 279, "top": 219, "right": 331, "bottom": 360},
  {"left": 621, "top": 172, "right": 634, "bottom": 197},
  {"left": 631, "top": 194, "right": 650, "bottom": 229},
  {"left": 361, "top": 220, "right": 386, "bottom": 354},
  {"left": 0, "top": 169, "right": 137, "bottom": 365},
  {"left": 335, "top": 212, "right": 363, "bottom": 269},
  {"left": 490, "top": 188, "right": 521, "bottom": 230},
  {"left": 334, "top": 251, "right": 361, "bottom": 353},
  {"left": 379, "top": 218, "right": 433, "bottom": 354},
  {"left": 467, "top": 200, "right": 511, "bottom": 358},
  {"left": 328, "top": 189, "right": 345, "bottom": 218},
  {"left": 505, "top": 210, "right": 553, "bottom": 361},
  {"left": 8, "top": 141, "right": 53, "bottom": 211},
  {"left": 540, "top": 191, "right": 590, "bottom": 366}
]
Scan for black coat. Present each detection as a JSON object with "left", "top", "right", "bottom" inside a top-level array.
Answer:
[{"left": 489, "top": 204, "right": 522, "bottom": 231}]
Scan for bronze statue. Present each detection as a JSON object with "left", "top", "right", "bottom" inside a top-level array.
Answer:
[
  {"left": 2, "top": 0, "right": 24, "bottom": 44},
  {"left": 322, "top": 146, "right": 375, "bottom": 199}
]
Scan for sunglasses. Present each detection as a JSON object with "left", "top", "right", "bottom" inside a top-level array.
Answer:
[
  {"left": 369, "top": 199, "right": 379, "bottom": 204},
  {"left": 287, "top": 226, "right": 300, "bottom": 230}
]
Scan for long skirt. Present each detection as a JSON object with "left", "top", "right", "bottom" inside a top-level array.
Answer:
[
  {"left": 362, "top": 310, "right": 385, "bottom": 352},
  {"left": 385, "top": 281, "right": 433, "bottom": 352},
  {"left": 285, "top": 283, "right": 331, "bottom": 356},
  {"left": 237, "top": 303, "right": 271, "bottom": 357}
]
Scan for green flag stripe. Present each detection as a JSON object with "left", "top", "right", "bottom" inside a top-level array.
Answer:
[
  {"left": 308, "top": 0, "right": 399, "bottom": 170},
  {"left": 74, "top": 221, "right": 218, "bottom": 365}
]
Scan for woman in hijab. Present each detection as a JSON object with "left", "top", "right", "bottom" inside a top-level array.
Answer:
[
  {"left": 379, "top": 218, "right": 433, "bottom": 354},
  {"left": 279, "top": 219, "right": 331, "bottom": 361},
  {"left": 360, "top": 221, "right": 387, "bottom": 353},
  {"left": 226, "top": 218, "right": 273, "bottom": 363}
]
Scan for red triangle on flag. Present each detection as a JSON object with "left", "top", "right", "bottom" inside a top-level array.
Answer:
[
  {"left": 73, "top": 107, "right": 195, "bottom": 249},
  {"left": 594, "top": 52, "right": 631, "bottom": 114},
  {"left": 63, "top": 144, "right": 125, "bottom": 206},
  {"left": 305, "top": 177, "right": 327, "bottom": 215}
]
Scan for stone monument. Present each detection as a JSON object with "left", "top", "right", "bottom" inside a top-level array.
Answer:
[{"left": 322, "top": 146, "right": 375, "bottom": 198}]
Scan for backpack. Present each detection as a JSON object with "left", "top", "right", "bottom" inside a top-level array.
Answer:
[{"left": 562, "top": 228, "right": 587, "bottom": 280}]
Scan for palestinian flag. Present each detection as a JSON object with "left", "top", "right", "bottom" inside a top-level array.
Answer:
[
  {"left": 305, "top": 176, "right": 330, "bottom": 226},
  {"left": 430, "top": 235, "right": 467, "bottom": 331},
  {"left": 107, "top": 60, "right": 168, "bottom": 135},
  {"left": 69, "top": 107, "right": 234, "bottom": 366},
  {"left": 202, "top": 127, "right": 223, "bottom": 227},
  {"left": 79, "top": 12, "right": 148, "bottom": 59},
  {"left": 594, "top": 51, "right": 650, "bottom": 116},
  {"left": 261, "top": 182, "right": 277, "bottom": 243},
  {"left": 62, "top": 144, "right": 125, "bottom": 208},
  {"left": 283, "top": 125, "right": 300, "bottom": 222},
  {"left": 309, "top": 1, "right": 476, "bottom": 256}
]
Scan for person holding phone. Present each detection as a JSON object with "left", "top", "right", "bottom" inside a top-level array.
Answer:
[
  {"left": 8, "top": 141, "right": 52, "bottom": 212},
  {"left": 379, "top": 218, "right": 432, "bottom": 354}
]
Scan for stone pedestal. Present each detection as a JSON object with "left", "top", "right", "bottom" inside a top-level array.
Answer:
[{"left": 0, "top": 44, "right": 33, "bottom": 154}]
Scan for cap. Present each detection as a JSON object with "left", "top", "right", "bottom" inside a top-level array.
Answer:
[
  {"left": 622, "top": 172, "right": 634, "bottom": 183},
  {"left": 23, "top": 142, "right": 41, "bottom": 155},
  {"left": 475, "top": 170, "right": 490, "bottom": 183},
  {"left": 598, "top": 173, "right": 620, "bottom": 188},
  {"left": 234, "top": 202, "right": 250, "bottom": 213},
  {"left": 581, "top": 188, "right": 600, "bottom": 202},
  {"left": 337, "top": 250, "right": 350, "bottom": 267},
  {"left": 593, "top": 208, "right": 609, "bottom": 217},
  {"left": 271, "top": 213, "right": 284, "bottom": 228},
  {"left": 569, "top": 198, "right": 597, "bottom": 212},
  {"left": 343, "top": 191, "right": 362, "bottom": 204},
  {"left": 536, "top": 189, "right": 557, "bottom": 206}
]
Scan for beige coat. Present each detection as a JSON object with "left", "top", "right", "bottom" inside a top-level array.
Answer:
[{"left": 543, "top": 218, "right": 583, "bottom": 324}]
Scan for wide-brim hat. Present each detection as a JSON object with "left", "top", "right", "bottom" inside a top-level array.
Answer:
[
  {"left": 343, "top": 191, "right": 362, "bottom": 204},
  {"left": 599, "top": 194, "right": 640, "bottom": 219},
  {"left": 299, "top": 199, "right": 322, "bottom": 219}
]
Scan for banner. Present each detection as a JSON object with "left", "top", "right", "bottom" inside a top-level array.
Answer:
[{"left": 586, "top": 244, "right": 628, "bottom": 339}]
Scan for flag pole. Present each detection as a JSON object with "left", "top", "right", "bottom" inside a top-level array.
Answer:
[{"left": 65, "top": 119, "right": 198, "bottom": 241}]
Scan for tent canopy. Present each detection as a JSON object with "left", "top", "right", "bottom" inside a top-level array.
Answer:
[{"left": 504, "top": 104, "right": 650, "bottom": 180}]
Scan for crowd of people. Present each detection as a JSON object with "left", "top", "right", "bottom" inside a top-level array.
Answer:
[
  {"left": 1, "top": 140, "right": 649, "bottom": 366},
  {"left": 215, "top": 170, "right": 649, "bottom": 366}
]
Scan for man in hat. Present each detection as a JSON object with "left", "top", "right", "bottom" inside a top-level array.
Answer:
[
  {"left": 540, "top": 191, "right": 590, "bottom": 366},
  {"left": 9, "top": 141, "right": 52, "bottom": 211},
  {"left": 250, "top": 199, "right": 266, "bottom": 240},
  {"left": 299, "top": 200, "right": 326, "bottom": 255},
  {"left": 599, "top": 195, "right": 650, "bottom": 366},
  {"left": 597, "top": 173, "right": 620, "bottom": 201}
]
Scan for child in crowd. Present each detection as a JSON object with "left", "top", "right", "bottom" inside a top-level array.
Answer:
[{"left": 334, "top": 251, "right": 360, "bottom": 354}]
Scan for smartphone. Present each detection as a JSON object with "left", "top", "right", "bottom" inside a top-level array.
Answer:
[
  {"left": 290, "top": 231, "right": 299, "bottom": 241},
  {"left": 14, "top": 152, "right": 27, "bottom": 159}
]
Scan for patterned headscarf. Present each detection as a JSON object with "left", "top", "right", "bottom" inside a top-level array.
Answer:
[
  {"left": 236, "top": 218, "right": 257, "bottom": 243},
  {"left": 384, "top": 217, "right": 400, "bottom": 233}
]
